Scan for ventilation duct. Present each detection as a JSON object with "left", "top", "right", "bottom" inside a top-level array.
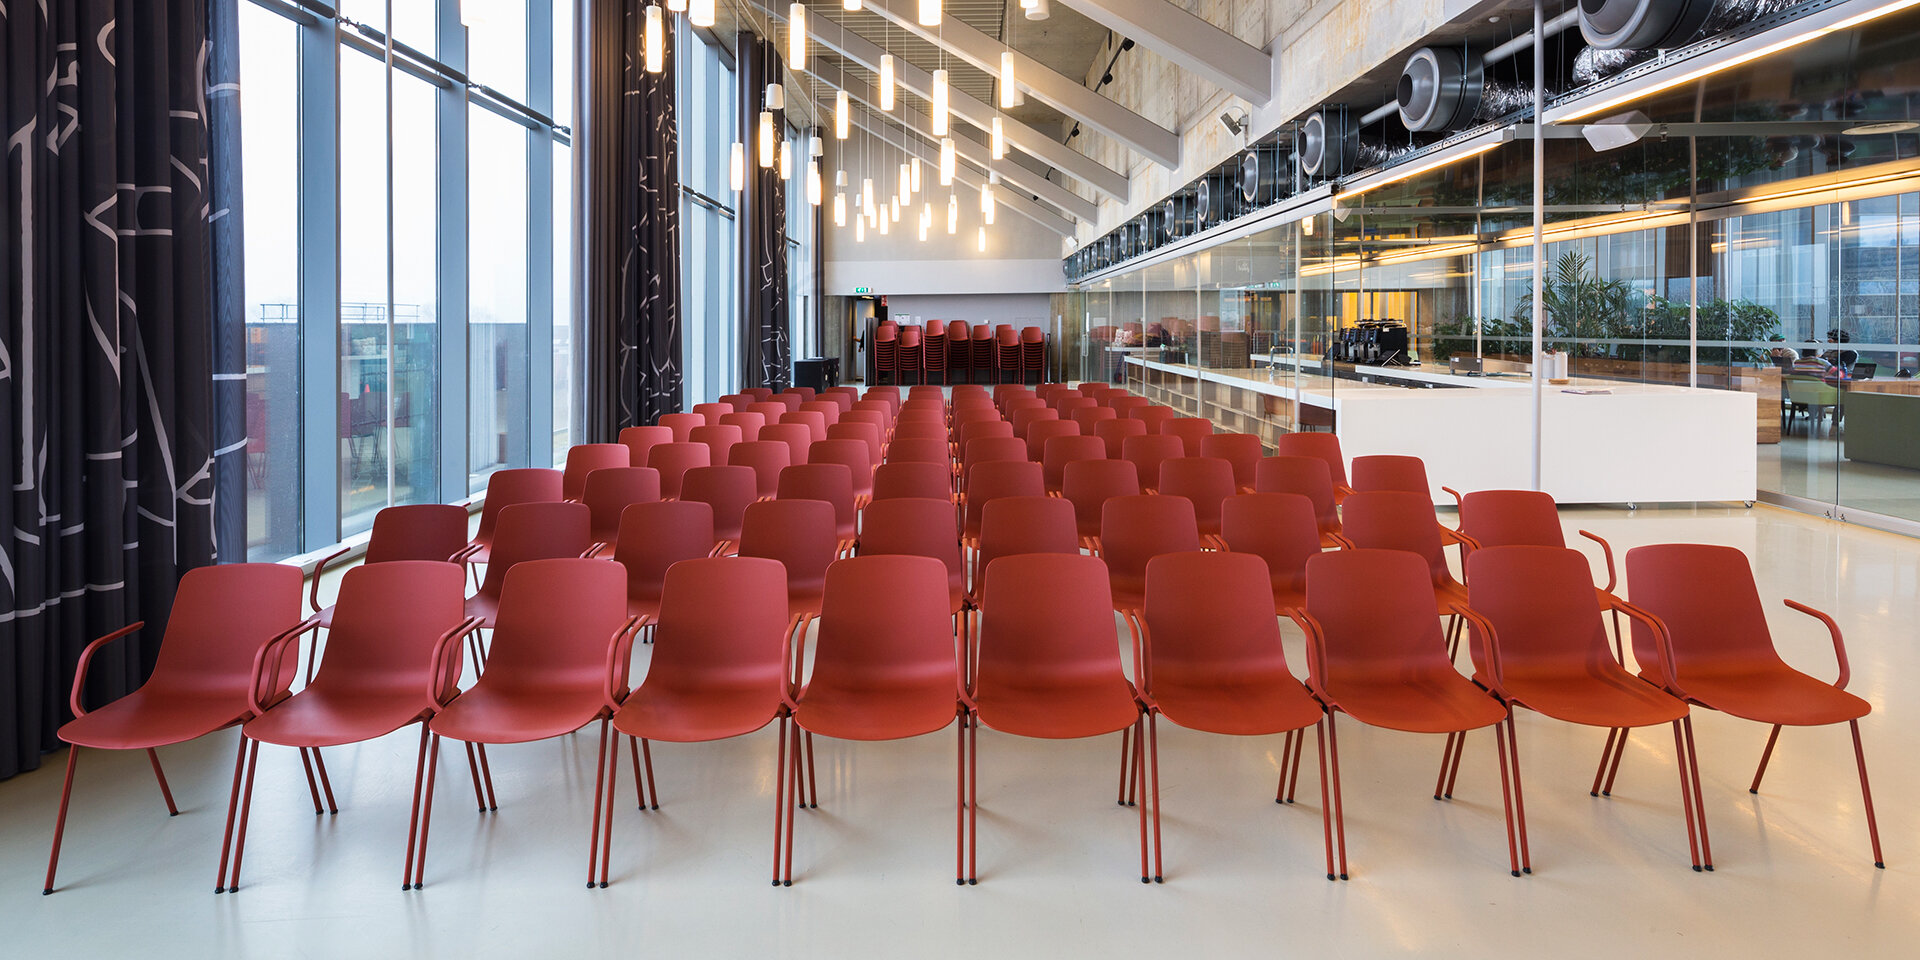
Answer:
[
  {"left": 1574, "top": 0, "right": 1804, "bottom": 84},
  {"left": 1577, "top": 0, "right": 1717, "bottom": 50},
  {"left": 1194, "top": 176, "right": 1217, "bottom": 229},
  {"left": 1300, "top": 110, "right": 1359, "bottom": 178},
  {"left": 1398, "top": 47, "right": 1486, "bottom": 133}
]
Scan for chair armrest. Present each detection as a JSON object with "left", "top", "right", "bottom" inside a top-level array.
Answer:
[
  {"left": 68, "top": 622, "right": 147, "bottom": 719},
  {"left": 1577, "top": 530, "right": 1617, "bottom": 594},
  {"left": 1608, "top": 598, "right": 1692, "bottom": 701},
  {"left": 600, "top": 615, "right": 647, "bottom": 710},
  {"left": 248, "top": 617, "right": 321, "bottom": 716},
  {"left": 308, "top": 548, "right": 351, "bottom": 615},
  {"left": 583, "top": 542, "right": 609, "bottom": 559},
  {"left": 785, "top": 614, "right": 812, "bottom": 699},
  {"left": 1449, "top": 603, "right": 1509, "bottom": 700},
  {"left": 426, "top": 617, "right": 486, "bottom": 710},
  {"left": 1328, "top": 533, "right": 1357, "bottom": 550},
  {"left": 1784, "top": 599, "right": 1850, "bottom": 691},
  {"left": 1441, "top": 486, "right": 1464, "bottom": 511},
  {"left": 1284, "top": 609, "right": 1334, "bottom": 703},
  {"left": 449, "top": 543, "right": 483, "bottom": 564}
]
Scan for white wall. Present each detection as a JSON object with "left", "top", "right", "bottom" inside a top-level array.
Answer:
[{"left": 881, "top": 293, "right": 1056, "bottom": 330}]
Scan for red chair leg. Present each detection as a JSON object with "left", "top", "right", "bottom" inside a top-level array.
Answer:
[
  {"left": 1286, "top": 726, "right": 1306, "bottom": 803},
  {"left": 1146, "top": 712, "right": 1163, "bottom": 883},
  {"left": 312, "top": 747, "right": 339, "bottom": 814},
  {"left": 1444, "top": 729, "right": 1467, "bottom": 799},
  {"left": 804, "top": 731, "right": 819, "bottom": 809},
  {"left": 1493, "top": 720, "right": 1522, "bottom": 876},
  {"left": 298, "top": 747, "right": 323, "bottom": 814},
  {"left": 223, "top": 739, "right": 263, "bottom": 892},
  {"left": 411, "top": 734, "right": 443, "bottom": 888},
  {"left": 772, "top": 716, "right": 790, "bottom": 887},
  {"left": 598, "top": 722, "right": 617, "bottom": 888},
  {"left": 641, "top": 739, "right": 659, "bottom": 809},
  {"left": 475, "top": 743, "right": 497, "bottom": 811},
  {"left": 143, "top": 748, "right": 181, "bottom": 817},
  {"left": 463, "top": 742, "right": 486, "bottom": 812},
  {"left": 955, "top": 709, "right": 967, "bottom": 885},
  {"left": 42, "top": 747, "right": 80, "bottom": 895},
  {"left": 1670, "top": 720, "right": 1704, "bottom": 871},
  {"left": 784, "top": 723, "right": 801, "bottom": 884},
  {"left": 401, "top": 725, "right": 430, "bottom": 889},
  {"left": 1682, "top": 716, "right": 1713, "bottom": 870},
  {"left": 1134, "top": 718, "right": 1149, "bottom": 883},
  {"left": 1602, "top": 726, "right": 1630, "bottom": 796},
  {"left": 1504, "top": 715, "right": 1531, "bottom": 874},
  {"left": 1850, "top": 719, "right": 1886, "bottom": 869},
  {"left": 588, "top": 720, "right": 610, "bottom": 888},
  {"left": 1314, "top": 715, "right": 1345, "bottom": 881},
  {"left": 1117, "top": 725, "right": 1133, "bottom": 806},
  {"left": 1749, "top": 723, "right": 1783, "bottom": 793},
  {"left": 214, "top": 735, "right": 248, "bottom": 892},
  {"left": 1276, "top": 729, "right": 1295, "bottom": 803},
  {"left": 1591, "top": 727, "right": 1621, "bottom": 796},
  {"left": 967, "top": 712, "right": 978, "bottom": 884},
  {"left": 628, "top": 737, "right": 648, "bottom": 810},
  {"left": 1433, "top": 732, "right": 1457, "bottom": 800}
]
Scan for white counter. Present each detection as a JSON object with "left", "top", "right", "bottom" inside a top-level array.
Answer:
[{"left": 1125, "top": 358, "right": 1758, "bottom": 505}]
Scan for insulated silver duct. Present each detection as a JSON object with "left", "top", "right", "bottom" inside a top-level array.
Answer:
[
  {"left": 1300, "top": 110, "right": 1359, "bottom": 177},
  {"left": 1578, "top": 0, "right": 1717, "bottom": 50},
  {"left": 1356, "top": 142, "right": 1423, "bottom": 169},
  {"left": 1574, "top": 0, "right": 1805, "bottom": 83},
  {"left": 1398, "top": 47, "right": 1487, "bottom": 133}
]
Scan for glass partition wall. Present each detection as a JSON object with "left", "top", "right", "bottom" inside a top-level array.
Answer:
[{"left": 1070, "top": 5, "right": 1920, "bottom": 533}]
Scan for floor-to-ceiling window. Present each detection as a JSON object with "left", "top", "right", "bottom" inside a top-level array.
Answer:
[
  {"left": 238, "top": 0, "right": 573, "bottom": 558},
  {"left": 678, "top": 22, "right": 737, "bottom": 405}
]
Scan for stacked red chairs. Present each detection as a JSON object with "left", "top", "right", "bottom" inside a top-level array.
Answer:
[
  {"left": 310, "top": 503, "right": 469, "bottom": 627},
  {"left": 1625, "top": 544, "right": 1882, "bottom": 869},
  {"left": 994, "top": 326, "right": 1021, "bottom": 384},
  {"left": 946, "top": 321, "right": 973, "bottom": 383},
  {"left": 1289, "top": 549, "right": 1523, "bottom": 881},
  {"left": 873, "top": 322, "right": 900, "bottom": 384},
  {"left": 1454, "top": 546, "right": 1701, "bottom": 873},
  {"left": 970, "top": 324, "right": 995, "bottom": 383},
  {"left": 923, "top": 323, "right": 949, "bottom": 385},
  {"left": 1020, "top": 327, "right": 1046, "bottom": 384},
  {"left": 897, "top": 326, "right": 925, "bottom": 385},
  {"left": 44, "top": 564, "right": 305, "bottom": 896}
]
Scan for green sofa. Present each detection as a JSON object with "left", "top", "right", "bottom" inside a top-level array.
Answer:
[{"left": 1844, "top": 390, "right": 1920, "bottom": 470}]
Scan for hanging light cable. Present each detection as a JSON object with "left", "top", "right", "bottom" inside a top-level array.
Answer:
[{"left": 644, "top": 5, "right": 664, "bottom": 74}]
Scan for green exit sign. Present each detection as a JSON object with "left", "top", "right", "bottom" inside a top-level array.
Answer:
[{"left": 853, "top": 286, "right": 874, "bottom": 295}]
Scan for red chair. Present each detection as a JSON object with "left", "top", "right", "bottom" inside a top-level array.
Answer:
[
  {"left": 424, "top": 558, "right": 637, "bottom": 888},
  {"left": 959, "top": 436, "right": 1029, "bottom": 498},
  {"left": 680, "top": 465, "right": 759, "bottom": 553},
  {"left": 842, "top": 407, "right": 890, "bottom": 438},
  {"left": 961, "top": 460, "right": 1045, "bottom": 549},
  {"left": 611, "top": 501, "right": 717, "bottom": 623},
  {"left": 873, "top": 461, "right": 954, "bottom": 502},
  {"left": 718, "top": 392, "right": 757, "bottom": 411},
  {"left": 43, "top": 564, "right": 304, "bottom": 896},
  {"left": 582, "top": 467, "right": 662, "bottom": 551},
  {"left": 970, "top": 496, "right": 1079, "bottom": 611},
  {"left": 748, "top": 401, "right": 793, "bottom": 425},
  {"left": 600, "top": 557, "right": 793, "bottom": 887},
  {"left": 957, "top": 419, "right": 1014, "bottom": 454},
  {"left": 909, "top": 384, "right": 947, "bottom": 405},
  {"left": 1289, "top": 549, "right": 1522, "bottom": 880},
  {"left": 862, "top": 385, "right": 900, "bottom": 411},
  {"left": 1062, "top": 458, "right": 1140, "bottom": 553},
  {"left": 1120, "top": 435, "right": 1184, "bottom": 493},
  {"left": 1046, "top": 386, "right": 1084, "bottom": 409},
  {"left": 465, "top": 467, "right": 563, "bottom": 567},
  {"left": 310, "top": 503, "right": 469, "bottom": 626},
  {"left": 799, "top": 400, "right": 842, "bottom": 428},
  {"left": 1162, "top": 418, "right": 1214, "bottom": 456},
  {"left": 893, "top": 421, "right": 949, "bottom": 443},
  {"left": 618, "top": 425, "right": 674, "bottom": 469},
  {"left": 728, "top": 440, "right": 792, "bottom": 500},
  {"left": 1136, "top": 551, "right": 1328, "bottom": 875},
  {"left": 781, "top": 556, "right": 970, "bottom": 884},
  {"left": 743, "top": 387, "right": 776, "bottom": 402},
  {"left": 858, "top": 498, "right": 967, "bottom": 623},
  {"left": 1274, "top": 433, "right": 1351, "bottom": 502},
  {"left": 1454, "top": 488, "right": 1618, "bottom": 609},
  {"left": 993, "top": 326, "right": 1021, "bottom": 384},
  {"left": 822, "top": 386, "right": 860, "bottom": 410},
  {"left": 758, "top": 423, "right": 813, "bottom": 467},
  {"left": 809, "top": 438, "right": 876, "bottom": 506},
  {"left": 1255, "top": 456, "right": 1342, "bottom": 547},
  {"left": 1624, "top": 544, "right": 1882, "bottom": 868},
  {"left": 647, "top": 442, "right": 711, "bottom": 500},
  {"left": 691, "top": 402, "right": 732, "bottom": 426},
  {"left": 897, "top": 326, "right": 925, "bottom": 384},
  {"left": 1094, "top": 417, "right": 1146, "bottom": 460},
  {"left": 970, "top": 324, "right": 995, "bottom": 383},
  {"left": 781, "top": 410, "right": 829, "bottom": 445},
  {"left": 923, "top": 323, "right": 950, "bottom": 385},
  {"left": 464, "top": 502, "right": 593, "bottom": 627},
  {"left": 1041, "top": 434, "right": 1104, "bottom": 495},
  {"left": 658, "top": 412, "right": 704, "bottom": 443},
  {"left": 1070, "top": 405, "right": 1117, "bottom": 435},
  {"left": 1338, "top": 490, "right": 1470, "bottom": 653},
  {"left": 1219, "top": 493, "right": 1320, "bottom": 614},
  {"left": 740, "top": 498, "right": 838, "bottom": 620},
  {"left": 1001, "top": 397, "right": 1045, "bottom": 424},
  {"left": 1057, "top": 395, "right": 1098, "bottom": 419},
  {"left": 1109, "top": 395, "right": 1150, "bottom": 417},
  {"left": 220, "top": 561, "right": 479, "bottom": 892},
  {"left": 968, "top": 554, "right": 1152, "bottom": 884},
  {"left": 1201, "top": 433, "right": 1264, "bottom": 492},
  {"left": 563, "top": 444, "right": 632, "bottom": 501},
  {"left": 1100, "top": 494, "right": 1202, "bottom": 618},
  {"left": 1455, "top": 546, "right": 1701, "bottom": 873},
  {"left": 1156, "top": 457, "right": 1236, "bottom": 540},
  {"left": 1020, "top": 327, "right": 1046, "bottom": 384},
  {"left": 885, "top": 437, "right": 952, "bottom": 469},
  {"left": 1010, "top": 406, "right": 1059, "bottom": 441},
  {"left": 827, "top": 420, "right": 883, "bottom": 468},
  {"left": 1129, "top": 406, "right": 1177, "bottom": 436},
  {"left": 780, "top": 387, "right": 817, "bottom": 404},
  {"left": 717, "top": 411, "right": 765, "bottom": 443},
  {"left": 945, "top": 320, "right": 973, "bottom": 383},
  {"left": 874, "top": 323, "right": 900, "bottom": 383},
  {"left": 1350, "top": 454, "right": 1431, "bottom": 496},
  {"left": 1024, "top": 419, "right": 1079, "bottom": 465},
  {"left": 777, "top": 463, "right": 859, "bottom": 551},
  {"left": 689, "top": 424, "right": 744, "bottom": 468}
]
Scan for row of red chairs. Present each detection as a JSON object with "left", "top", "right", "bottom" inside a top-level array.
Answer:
[
  {"left": 43, "top": 383, "right": 1881, "bottom": 893},
  {"left": 874, "top": 322, "right": 1046, "bottom": 386}
]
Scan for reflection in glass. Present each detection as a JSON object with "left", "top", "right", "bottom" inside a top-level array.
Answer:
[
  {"left": 340, "top": 50, "right": 390, "bottom": 537},
  {"left": 554, "top": 141, "right": 574, "bottom": 466},
  {"left": 391, "top": 72, "right": 441, "bottom": 506},
  {"left": 469, "top": 106, "right": 531, "bottom": 492}
]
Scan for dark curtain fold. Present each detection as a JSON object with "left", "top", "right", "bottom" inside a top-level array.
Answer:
[
  {"left": 1, "top": 0, "right": 230, "bottom": 779},
  {"left": 586, "top": 0, "right": 684, "bottom": 438},
  {"left": 736, "top": 35, "right": 791, "bottom": 392}
]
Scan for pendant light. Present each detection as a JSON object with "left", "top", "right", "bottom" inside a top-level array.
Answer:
[
  {"left": 879, "top": 212, "right": 889, "bottom": 235},
  {"left": 939, "top": 139, "right": 955, "bottom": 186},
  {"left": 836, "top": 170, "right": 848, "bottom": 187},
  {"left": 999, "top": 52, "right": 1017, "bottom": 109},
  {"left": 1024, "top": 0, "right": 1049, "bottom": 19},
  {"left": 459, "top": 0, "right": 489, "bottom": 27},
  {"left": 918, "top": 0, "right": 940, "bottom": 27},
  {"left": 810, "top": 135, "right": 823, "bottom": 158},
  {"left": 863, "top": 176, "right": 875, "bottom": 211},
  {"left": 644, "top": 5, "right": 664, "bottom": 75},
  {"left": 947, "top": 192, "right": 958, "bottom": 234},
  {"left": 758, "top": 111, "right": 775, "bottom": 167},
  {"left": 978, "top": 226, "right": 987, "bottom": 252},
  {"left": 779, "top": 140, "right": 792, "bottom": 181},
  {"left": 807, "top": 161, "right": 822, "bottom": 205},
  {"left": 879, "top": 55, "right": 897, "bottom": 111},
  {"left": 765, "top": 83, "right": 784, "bottom": 111},
  {"left": 857, "top": 215, "right": 866, "bottom": 241},
  {"left": 833, "top": 192, "right": 847, "bottom": 226},
  {"left": 730, "top": 142, "right": 746, "bottom": 191},
  {"left": 910, "top": 157, "right": 922, "bottom": 194},
  {"left": 931, "top": 69, "right": 950, "bottom": 135},
  {"left": 668, "top": 0, "right": 686, "bottom": 11},
  {"left": 835, "top": 90, "right": 850, "bottom": 139},
  {"left": 984, "top": 171, "right": 997, "bottom": 224},
  {"left": 844, "top": 0, "right": 861, "bottom": 9},
  {"left": 788, "top": 3, "right": 807, "bottom": 70},
  {"left": 990, "top": 117, "right": 1005, "bottom": 159},
  {"left": 891, "top": 196, "right": 901, "bottom": 221},
  {"left": 690, "top": 0, "right": 715, "bottom": 26}
]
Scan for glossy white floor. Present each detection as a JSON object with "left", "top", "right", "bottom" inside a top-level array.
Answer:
[{"left": 4, "top": 502, "right": 1916, "bottom": 958}]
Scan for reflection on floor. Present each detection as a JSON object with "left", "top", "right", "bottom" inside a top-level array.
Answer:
[{"left": 6, "top": 503, "right": 1917, "bottom": 958}]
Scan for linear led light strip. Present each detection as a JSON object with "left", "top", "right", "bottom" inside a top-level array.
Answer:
[
  {"left": 1555, "top": 0, "right": 1920, "bottom": 123},
  {"left": 1332, "top": 131, "right": 1510, "bottom": 201}
]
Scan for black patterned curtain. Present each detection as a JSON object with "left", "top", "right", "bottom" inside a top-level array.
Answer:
[
  {"left": 736, "top": 35, "right": 791, "bottom": 392},
  {"left": 586, "top": 0, "right": 685, "bottom": 437},
  {"left": 1, "top": 0, "right": 238, "bottom": 779}
]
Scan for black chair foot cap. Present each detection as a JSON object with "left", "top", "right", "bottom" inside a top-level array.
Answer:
[
  {"left": 1589, "top": 791, "right": 1599, "bottom": 797},
  {"left": 171, "top": 811, "right": 182, "bottom": 817},
  {"left": 599, "top": 881, "right": 609, "bottom": 888},
  {"left": 1325, "top": 873, "right": 1336, "bottom": 881},
  {"left": 968, "top": 878, "right": 977, "bottom": 885},
  {"left": 1523, "top": 867, "right": 1532, "bottom": 874},
  {"left": 1432, "top": 794, "right": 1442, "bottom": 801},
  {"left": 1877, "top": 861, "right": 1886, "bottom": 869},
  {"left": 1140, "top": 876, "right": 1149, "bottom": 884},
  {"left": 413, "top": 883, "right": 423, "bottom": 890},
  {"left": 1339, "top": 873, "right": 1348, "bottom": 880},
  {"left": 956, "top": 878, "right": 964, "bottom": 886},
  {"left": 1510, "top": 870, "right": 1520, "bottom": 877},
  {"left": 1601, "top": 790, "right": 1612, "bottom": 797},
  {"left": 1443, "top": 793, "right": 1453, "bottom": 799},
  {"left": 1704, "top": 865, "right": 1714, "bottom": 872},
  {"left": 43, "top": 888, "right": 54, "bottom": 896},
  {"left": 783, "top": 880, "right": 792, "bottom": 887},
  {"left": 1153, "top": 876, "right": 1163, "bottom": 883},
  {"left": 810, "top": 803, "right": 818, "bottom": 809},
  {"left": 650, "top": 804, "right": 660, "bottom": 810},
  {"left": 771, "top": 880, "right": 781, "bottom": 887},
  {"left": 1286, "top": 798, "right": 1295, "bottom": 805},
  {"left": 479, "top": 807, "right": 487, "bottom": 813},
  {"left": 1692, "top": 864, "right": 1703, "bottom": 872},
  {"left": 1749, "top": 788, "right": 1759, "bottom": 794},
  {"left": 214, "top": 887, "right": 225, "bottom": 894},
  {"left": 1126, "top": 801, "right": 1136, "bottom": 807}
]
